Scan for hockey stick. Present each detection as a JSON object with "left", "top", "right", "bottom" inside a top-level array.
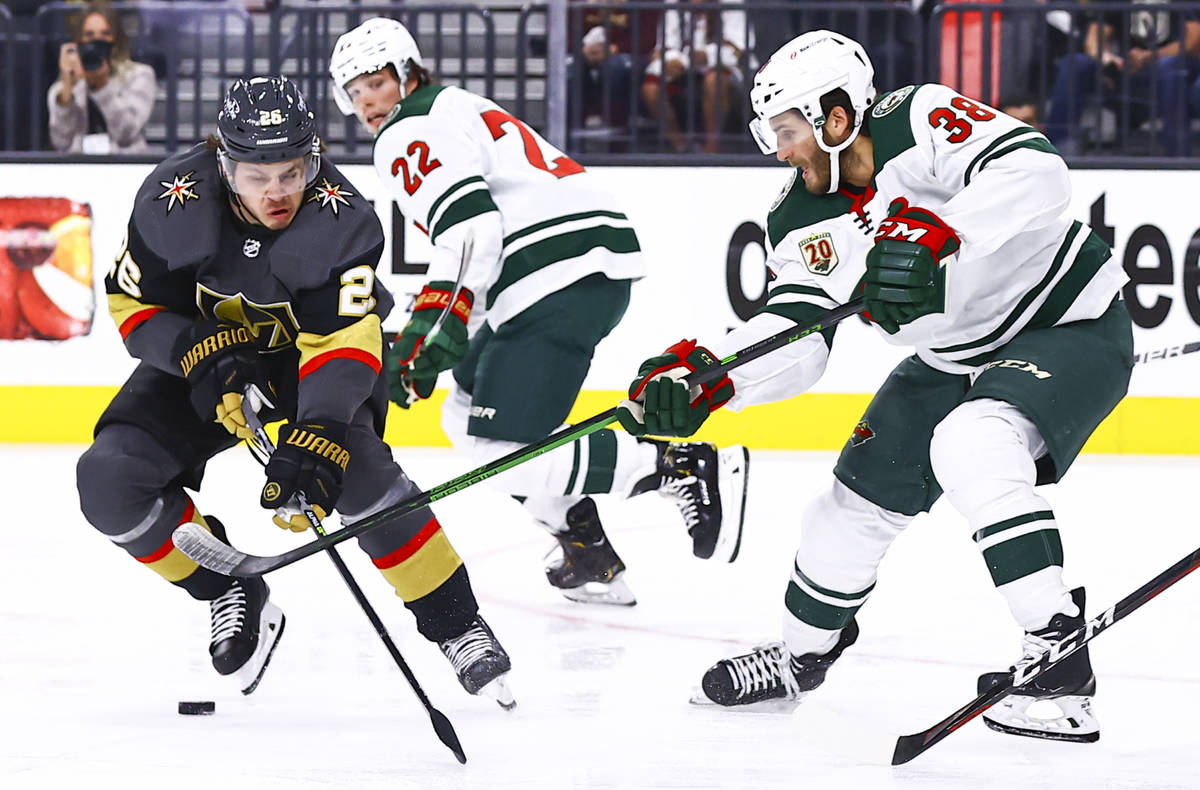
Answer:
[
  {"left": 242, "top": 408, "right": 468, "bottom": 765},
  {"left": 175, "top": 297, "right": 866, "bottom": 577},
  {"left": 1133, "top": 339, "right": 1200, "bottom": 365},
  {"left": 891, "top": 545, "right": 1200, "bottom": 765},
  {"left": 400, "top": 229, "right": 474, "bottom": 407}
]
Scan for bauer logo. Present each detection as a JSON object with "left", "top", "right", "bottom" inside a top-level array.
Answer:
[
  {"left": 872, "top": 85, "right": 915, "bottom": 118},
  {"left": 469, "top": 405, "right": 497, "bottom": 420}
]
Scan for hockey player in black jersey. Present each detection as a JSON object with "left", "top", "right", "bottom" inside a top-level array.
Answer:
[{"left": 76, "top": 77, "right": 512, "bottom": 705}]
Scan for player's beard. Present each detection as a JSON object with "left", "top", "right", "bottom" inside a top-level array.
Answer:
[{"left": 801, "top": 147, "right": 851, "bottom": 196}]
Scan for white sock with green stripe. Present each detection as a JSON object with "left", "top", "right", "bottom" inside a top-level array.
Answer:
[
  {"left": 974, "top": 512, "right": 1078, "bottom": 630},
  {"left": 780, "top": 480, "right": 910, "bottom": 655},
  {"left": 931, "top": 398, "right": 1078, "bottom": 630}
]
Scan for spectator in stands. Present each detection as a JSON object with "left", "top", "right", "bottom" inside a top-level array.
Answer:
[
  {"left": 1045, "top": 4, "right": 1200, "bottom": 155},
  {"left": 573, "top": 0, "right": 660, "bottom": 60},
  {"left": 47, "top": 2, "right": 156, "bottom": 154},
  {"left": 999, "top": 92, "right": 1042, "bottom": 130},
  {"left": 641, "top": 0, "right": 754, "bottom": 154},
  {"left": 569, "top": 26, "right": 635, "bottom": 143}
]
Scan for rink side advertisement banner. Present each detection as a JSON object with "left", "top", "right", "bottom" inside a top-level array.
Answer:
[
  {"left": 0, "top": 198, "right": 95, "bottom": 340},
  {"left": 0, "top": 163, "right": 1196, "bottom": 452}
]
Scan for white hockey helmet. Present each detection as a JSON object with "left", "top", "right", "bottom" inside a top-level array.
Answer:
[
  {"left": 748, "top": 30, "right": 876, "bottom": 191},
  {"left": 329, "top": 17, "right": 423, "bottom": 116}
]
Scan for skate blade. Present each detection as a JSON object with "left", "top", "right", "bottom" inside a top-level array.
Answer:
[
  {"left": 478, "top": 676, "right": 517, "bottom": 711},
  {"left": 558, "top": 576, "right": 637, "bottom": 607},
  {"left": 235, "top": 604, "right": 286, "bottom": 695},
  {"left": 982, "top": 694, "right": 1099, "bottom": 743},
  {"left": 712, "top": 446, "right": 749, "bottom": 564},
  {"left": 688, "top": 687, "right": 802, "bottom": 712}
]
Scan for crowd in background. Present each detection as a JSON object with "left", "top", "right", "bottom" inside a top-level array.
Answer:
[{"left": 3, "top": 0, "right": 1200, "bottom": 159}]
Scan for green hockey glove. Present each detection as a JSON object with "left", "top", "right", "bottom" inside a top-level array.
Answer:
[
  {"left": 386, "top": 281, "right": 473, "bottom": 408},
  {"left": 617, "top": 339, "right": 734, "bottom": 437},
  {"left": 864, "top": 203, "right": 960, "bottom": 334}
]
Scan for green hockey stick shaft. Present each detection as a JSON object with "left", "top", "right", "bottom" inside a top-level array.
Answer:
[{"left": 175, "top": 297, "right": 865, "bottom": 576}]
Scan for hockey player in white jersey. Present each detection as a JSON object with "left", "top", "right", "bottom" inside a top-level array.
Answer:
[
  {"left": 328, "top": 18, "right": 749, "bottom": 606},
  {"left": 618, "top": 30, "right": 1132, "bottom": 742}
]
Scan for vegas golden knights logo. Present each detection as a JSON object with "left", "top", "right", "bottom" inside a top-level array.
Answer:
[{"left": 196, "top": 284, "right": 299, "bottom": 351}]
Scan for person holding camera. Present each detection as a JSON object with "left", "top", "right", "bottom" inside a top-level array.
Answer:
[{"left": 48, "top": 2, "right": 156, "bottom": 154}]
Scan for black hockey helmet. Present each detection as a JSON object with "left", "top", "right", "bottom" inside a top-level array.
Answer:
[{"left": 215, "top": 76, "right": 321, "bottom": 194}]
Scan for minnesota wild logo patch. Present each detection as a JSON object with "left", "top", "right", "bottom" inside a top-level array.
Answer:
[
  {"left": 872, "top": 85, "right": 915, "bottom": 118},
  {"left": 770, "top": 169, "right": 797, "bottom": 212},
  {"left": 849, "top": 420, "right": 875, "bottom": 447}
]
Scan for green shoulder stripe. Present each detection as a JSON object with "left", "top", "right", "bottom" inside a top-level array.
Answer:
[
  {"left": 964, "top": 127, "right": 1057, "bottom": 186},
  {"left": 374, "top": 84, "right": 448, "bottom": 138},
  {"left": 427, "top": 176, "right": 486, "bottom": 227},
  {"left": 432, "top": 190, "right": 499, "bottom": 241},
  {"left": 767, "top": 176, "right": 855, "bottom": 249},
  {"left": 867, "top": 84, "right": 920, "bottom": 168}
]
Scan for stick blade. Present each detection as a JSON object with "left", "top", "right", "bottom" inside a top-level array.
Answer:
[
  {"left": 173, "top": 522, "right": 246, "bottom": 576},
  {"left": 891, "top": 732, "right": 929, "bottom": 765},
  {"left": 430, "top": 707, "right": 467, "bottom": 764}
]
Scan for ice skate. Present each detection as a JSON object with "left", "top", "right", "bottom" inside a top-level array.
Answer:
[
  {"left": 543, "top": 497, "right": 636, "bottom": 606},
  {"left": 979, "top": 588, "right": 1099, "bottom": 743},
  {"left": 694, "top": 620, "right": 859, "bottom": 707},
  {"left": 439, "top": 616, "right": 516, "bottom": 710},
  {"left": 208, "top": 575, "right": 286, "bottom": 695},
  {"left": 633, "top": 440, "right": 749, "bottom": 562}
]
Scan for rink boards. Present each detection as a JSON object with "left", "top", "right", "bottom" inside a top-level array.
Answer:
[{"left": 0, "top": 163, "right": 1196, "bottom": 453}]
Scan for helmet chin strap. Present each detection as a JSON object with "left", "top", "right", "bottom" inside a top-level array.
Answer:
[{"left": 812, "top": 118, "right": 863, "bottom": 194}]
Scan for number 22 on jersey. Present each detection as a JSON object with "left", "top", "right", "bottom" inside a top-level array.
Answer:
[
  {"left": 389, "top": 109, "right": 584, "bottom": 196},
  {"left": 391, "top": 140, "right": 442, "bottom": 196}
]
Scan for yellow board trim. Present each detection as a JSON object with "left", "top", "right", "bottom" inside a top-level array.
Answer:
[{"left": 1, "top": 386, "right": 1197, "bottom": 455}]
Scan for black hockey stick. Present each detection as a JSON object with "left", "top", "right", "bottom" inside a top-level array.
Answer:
[
  {"left": 892, "top": 545, "right": 1200, "bottom": 765},
  {"left": 174, "top": 297, "right": 866, "bottom": 577},
  {"left": 1133, "top": 339, "right": 1200, "bottom": 365},
  {"left": 243, "top": 409, "right": 468, "bottom": 765}
]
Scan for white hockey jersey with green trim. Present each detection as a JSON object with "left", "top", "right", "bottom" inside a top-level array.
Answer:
[
  {"left": 371, "top": 85, "right": 645, "bottom": 330},
  {"left": 715, "top": 82, "right": 1128, "bottom": 409}
]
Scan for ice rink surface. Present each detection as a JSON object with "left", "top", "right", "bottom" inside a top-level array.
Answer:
[{"left": 2, "top": 445, "right": 1197, "bottom": 790}]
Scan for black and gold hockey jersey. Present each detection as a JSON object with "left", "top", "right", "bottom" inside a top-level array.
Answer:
[{"left": 105, "top": 143, "right": 391, "bottom": 423}]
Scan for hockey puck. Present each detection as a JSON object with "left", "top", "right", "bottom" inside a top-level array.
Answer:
[{"left": 177, "top": 701, "right": 215, "bottom": 716}]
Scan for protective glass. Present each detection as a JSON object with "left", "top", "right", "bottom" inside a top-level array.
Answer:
[{"left": 217, "top": 150, "right": 320, "bottom": 196}]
